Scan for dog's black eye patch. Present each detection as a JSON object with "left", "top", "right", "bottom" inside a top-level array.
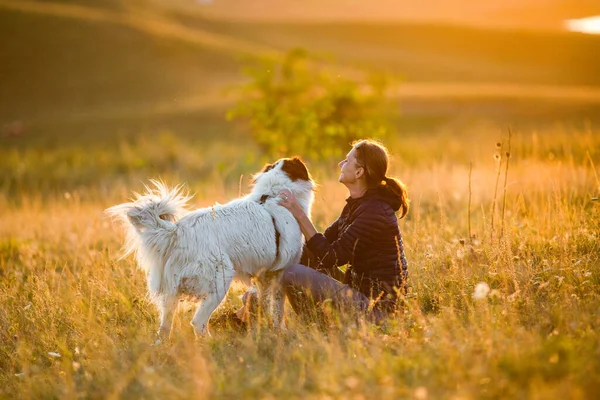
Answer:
[{"left": 281, "top": 157, "right": 311, "bottom": 182}]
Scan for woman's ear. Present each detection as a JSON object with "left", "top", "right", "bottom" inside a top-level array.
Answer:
[{"left": 356, "top": 166, "right": 365, "bottom": 179}]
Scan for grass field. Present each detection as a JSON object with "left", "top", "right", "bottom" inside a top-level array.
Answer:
[
  {"left": 2, "top": 1, "right": 600, "bottom": 398},
  {"left": 1, "top": 125, "right": 599, "bottom": 399}
]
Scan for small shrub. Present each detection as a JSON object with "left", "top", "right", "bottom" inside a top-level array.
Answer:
[{"left": 227, "top": 48, "right": 396, "bottom": 161}]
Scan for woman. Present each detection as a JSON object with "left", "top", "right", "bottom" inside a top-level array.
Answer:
[{"left": 276, "top": 139, "right": 409, "bottom": 322}]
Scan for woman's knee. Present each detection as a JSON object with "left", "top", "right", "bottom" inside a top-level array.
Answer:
[{"left": 281, "top": 263, "right": 307, "bottom": 288}]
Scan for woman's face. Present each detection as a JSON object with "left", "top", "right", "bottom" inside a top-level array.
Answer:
[{"left": 338, "top": 147, "right": 364, "bottom": 184}]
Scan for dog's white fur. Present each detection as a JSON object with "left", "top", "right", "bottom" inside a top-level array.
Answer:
[{"left": 107, "top": 159, "right": 314, "bottom": 337}]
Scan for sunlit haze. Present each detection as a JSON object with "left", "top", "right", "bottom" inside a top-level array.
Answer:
[
  {"left": 183, "top": 0, "right": 600, "bottom": 30},
  {"left": 565, "top": 16, "right": 600, "bottom": 34}
]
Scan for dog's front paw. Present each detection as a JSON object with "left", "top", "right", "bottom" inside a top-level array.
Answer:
[{"left": 191, "top": 322, "right": 211, "bottom": 338}]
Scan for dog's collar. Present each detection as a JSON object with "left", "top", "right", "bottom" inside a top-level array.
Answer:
[
  {"left": 258, "top": 194, "right": 270, "bottom": 204},
  {"left": 257, "top": 195, "right": 280, "bottom": 263}
]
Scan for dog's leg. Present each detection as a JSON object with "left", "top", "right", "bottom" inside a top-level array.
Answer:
[
  {"left": 157, "top": 295, "right": 178, "bottom": 339},
  {"left": 272, "top": 281, "right": 286, "bottom": 330},
  {"left": 190, "top": 267, "right": 235, "bottom": 337},
  {"left": 236, "top": 286, "right": 258, "bottom": 323},
  {"left": 256, "top": 270, "right": 286, "bottom": 329}
]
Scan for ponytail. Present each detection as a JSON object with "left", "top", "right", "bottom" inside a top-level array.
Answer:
[
  {"left": 353, "top": 139, "right": 410, "bottom": 218},
  {"left": 383, "top": 176, "right": 410, "bottom": 219}
]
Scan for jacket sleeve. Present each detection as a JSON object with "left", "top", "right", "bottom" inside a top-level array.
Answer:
[
  {"left": 306, "top": 202, "right": 384, "bottom": 272},
  {"left": 322, "top": 217, "right": 341, "bottom": 242}
]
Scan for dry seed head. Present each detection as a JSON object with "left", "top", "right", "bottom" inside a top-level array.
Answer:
[
  {"left": 473, "top": 282, "right": 491, "bottom": 299},
  {"left": 496, "top": 142, "right": 502, "bottom": 148},
  {"left": 505, "top": 152, "right": 510, "bottom": 158}
]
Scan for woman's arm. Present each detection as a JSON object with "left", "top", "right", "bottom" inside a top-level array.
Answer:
[
  {"left": 305, "top": 205, "right": 380, "bottom": 270},
  {"left": 278, "top": 190, "right": 317, "bottom": 241},
  {"left": 279, "top": 190, "right": 386, "bottom": 272},
  {"left": 294, "top": 211, "right": 318, "bottom": 241},
  {"left": 322, "top": 218, "right": 341, "bottom": 242}
]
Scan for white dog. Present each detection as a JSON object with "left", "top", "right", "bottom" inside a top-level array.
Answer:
[{"left": 107, "top": 157, "right": 314, "bottom": 337}]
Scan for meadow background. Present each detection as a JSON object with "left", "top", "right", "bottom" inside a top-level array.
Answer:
[{"left": 1, "top": 0, "right": 600, "bottom": 398}]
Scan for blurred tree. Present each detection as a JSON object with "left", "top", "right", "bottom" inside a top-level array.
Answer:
[{"left": 227, "top": 48, "right": 396, "bottom": 161}]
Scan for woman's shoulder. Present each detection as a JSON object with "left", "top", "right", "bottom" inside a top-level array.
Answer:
[
  {"left": 354, "top": 196, "right": 395, "bottom": 218},
  {"left": 359, "top": 187, "right": 402, "bottom": 214}
]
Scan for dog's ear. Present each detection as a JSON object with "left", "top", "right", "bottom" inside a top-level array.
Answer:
[
  {"left": 250, "top": 162, "right": 275, "bottom": 184},
  {"left": 282, "top": 157, "right": 311, "bottom": 182},
  {"left": 260, "top": 163, "right": 275, "bottom": 173}
]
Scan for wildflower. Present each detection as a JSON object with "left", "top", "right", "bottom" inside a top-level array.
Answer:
[
  {"left": 472, "top": 282, "right": 490, "bottom": 299},
  {"left": 415, "top": 386, "right": 428, "bottom": 399},
  {"left": 48, "top": 352, "right": 61, "bottom": 358},
  {"left": 344, "top": 376, "right": 360, "bottom": 389}
]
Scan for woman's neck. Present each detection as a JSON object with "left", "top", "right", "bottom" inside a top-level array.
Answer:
[{"left": 346, "top": 182, "right": 369, "bottom": 199}]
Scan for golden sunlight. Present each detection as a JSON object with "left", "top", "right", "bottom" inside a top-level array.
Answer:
[{"left": 565, "top": 16, "right": 600, "bottom": 34}]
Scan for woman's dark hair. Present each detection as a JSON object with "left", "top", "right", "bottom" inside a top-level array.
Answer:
[{"left": 353, "top": 139, "right": 410, "bottom": 218}]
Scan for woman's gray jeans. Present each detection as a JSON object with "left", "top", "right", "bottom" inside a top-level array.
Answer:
[{"left": 241, "top": 263, "right": 386, "bottom": 323}]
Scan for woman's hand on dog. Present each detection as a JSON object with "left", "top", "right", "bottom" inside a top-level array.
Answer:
[
  {"left": 279, "top": 189, "right": 318, "bottom": 241},
  {"left": 279, "top": 189, "right": 301, "bottom": 217}
]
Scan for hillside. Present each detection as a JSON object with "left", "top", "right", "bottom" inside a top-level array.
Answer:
[
  {"left": 173, "top": 18, "right": 600, "bottom": 86},
  {"left": 1, "top": 0, "right": 600, "bottom": 147},
  {"left": 0, "top": 1, "right": 245, "bottom": 122}
]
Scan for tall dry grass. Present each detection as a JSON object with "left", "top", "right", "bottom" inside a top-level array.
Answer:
[{"left": 1, "top": 126, "right": 599, "bottom": 399}]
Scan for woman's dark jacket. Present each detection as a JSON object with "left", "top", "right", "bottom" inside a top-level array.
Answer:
[{"left": 305, "top": 186, "right": 408, "bottom": 310}]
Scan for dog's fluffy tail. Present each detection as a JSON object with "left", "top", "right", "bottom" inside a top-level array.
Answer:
[{"left": 106, "top": 180, "right": 191, "bottom": 297}]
